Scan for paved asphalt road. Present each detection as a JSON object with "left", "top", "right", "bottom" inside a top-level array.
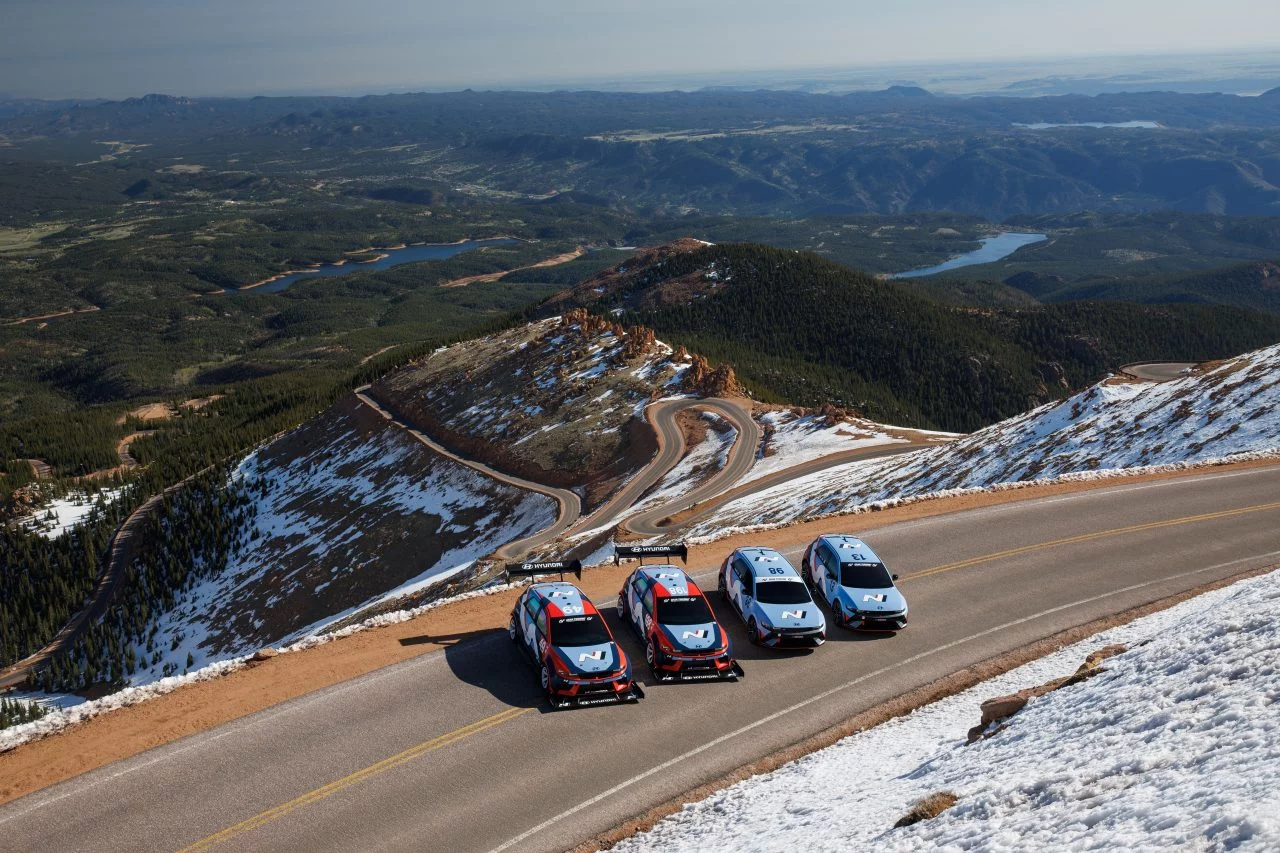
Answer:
[
  {"left": 354, "top": 387, "right": 582, "bottom": 561},
  {"left": 3, "top": 465, "right": 1277, "bottom": 853},
  {"left": 1122, "top": 362, "right": 1199, "bottom": 382}
]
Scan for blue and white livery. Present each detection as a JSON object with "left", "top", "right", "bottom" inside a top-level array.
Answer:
[
  {"left": 718, "top": 547, "right": 825, "bottom": 648},
  {"left": 802, "top": 534, "right": 908, "bottom": 630}
]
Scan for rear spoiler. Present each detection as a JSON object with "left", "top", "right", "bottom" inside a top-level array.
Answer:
[
  {"left": 614, "top": 543, "right": 688, "bottom": 565},
  {"left": 505, "top": 559, "right": 582, "bottom": 582}
]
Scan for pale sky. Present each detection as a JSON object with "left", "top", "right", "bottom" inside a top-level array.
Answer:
[{"left": 3, "top": 0, "right": 1279, "bottom": 99}]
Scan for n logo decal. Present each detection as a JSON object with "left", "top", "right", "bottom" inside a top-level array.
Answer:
[
  {"left": 780, "top": 610, "right": 806, "bottom": 619},
  {"left": 863, "top": 594, "right": 887, "bottom": 603},
  {"left": 578, "top": 650, "right": 606, "bottom": 663},
  {"left": 681, "top": 629, "right": 709, "bottom": 640}
]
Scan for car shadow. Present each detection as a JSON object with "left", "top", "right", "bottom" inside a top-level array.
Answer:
[{"left": 414, "top": 626, "right": 547, "bottom": 711}]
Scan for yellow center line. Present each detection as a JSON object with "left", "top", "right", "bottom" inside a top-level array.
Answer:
[
  {"left": 905, "top": 500, "right": 1280, "bottom": 582},
  {"left": 179, "top": 706, "right": 532, "bottom": 852}
]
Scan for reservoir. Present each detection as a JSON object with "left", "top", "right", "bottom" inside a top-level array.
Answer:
[
  {"left": 1014, "top": 121, "right": 1161, "bottom": 130},
  {"left": 892, "top": 232, "right": 1048, "bottom": 279},
  {"left": 230, "top": 238, "right": 517, "bottom": 294}
]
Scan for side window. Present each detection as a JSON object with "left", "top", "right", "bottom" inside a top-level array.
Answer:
[
  {"left": 536, "top": 608, "right": 549, "bottom": 639},
  {"left": 523, "top": 598, "right": 539, "bottom": 625},
  {"left": 820, "top": 545, "right": 838, "bottom": 576},
  {"left": 644, "top": 586, "right": 656, "bottom": 616}
]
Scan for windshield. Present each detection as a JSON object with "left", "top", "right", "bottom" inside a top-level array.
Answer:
[
  {"left": 551, "top": 615, "right": 611, "bottom": 646},
  {"left": 754, "top": 580, "right": 812, "bottom": 605},
  {"left": 840, "top": 562, "right": 894, "bottom": 589},
  {"left": 656, "top": 596, "right": 713, "bottom": 625}
]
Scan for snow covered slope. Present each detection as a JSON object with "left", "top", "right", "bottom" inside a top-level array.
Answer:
[
  {"left": 130, "top": 396, "right": 556, "bottom": 682},
  {"left": 690, "top": 345, "right": 1280, "bottom": 538},
  {"left": 620, "top": 568, "right": 1280, "bottom": 853}
]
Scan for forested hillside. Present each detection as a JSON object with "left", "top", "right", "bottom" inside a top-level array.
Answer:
[{"left": 599, "top": 244, "right": 1280, "bottom": 431}]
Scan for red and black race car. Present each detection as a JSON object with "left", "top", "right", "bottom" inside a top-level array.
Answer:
[
  {"left": 615, "top": 544, "right": 743, "bottom": 682},
  {"left": 507, "top": 559, "right": 644, "bottom": 709}
]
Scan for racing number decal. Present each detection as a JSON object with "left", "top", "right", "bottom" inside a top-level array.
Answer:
[{"left": 766, "top": 567, "right": 787, "bottom": 575}]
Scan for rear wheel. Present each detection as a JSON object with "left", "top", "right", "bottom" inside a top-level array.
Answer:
[
  {"left": 717, "top": 571, "right": 728, "bottom": 601},
  {"left": 507, "top": 615, "right": 518, "bottom": 642}
]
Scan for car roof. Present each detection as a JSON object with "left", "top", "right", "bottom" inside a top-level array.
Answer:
[
  {"left": 734, "top": 547, "right": 800, "bottom": 578},
  {"left": 528, "top": 581, "right": 599, "bottom": 618},
  {"left": 635, "top": 565, "right": 700, "bottom": 597},
  {"left": 818, "top": 534, "right": 884, "bottom": 565}
]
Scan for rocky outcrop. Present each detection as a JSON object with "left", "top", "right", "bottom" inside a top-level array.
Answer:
[{"left": 967, "top": 643, "right": 1126, "bottom": 743}]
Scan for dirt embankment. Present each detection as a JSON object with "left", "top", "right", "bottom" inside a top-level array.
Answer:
[{"left": 439, "top": 246, "right": 587, "bottom": 288}]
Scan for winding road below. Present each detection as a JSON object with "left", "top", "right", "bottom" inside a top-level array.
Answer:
[{"left": 3, "top": 464, "right": 1277, "bottom": 852}]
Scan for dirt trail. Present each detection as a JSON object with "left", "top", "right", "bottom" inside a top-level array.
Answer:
[
  {"left": 438, "top": 246, "right": 586, "bottom": 288},
  {"left": 3, "top": 306, "right": 100, "bottom": 326}
]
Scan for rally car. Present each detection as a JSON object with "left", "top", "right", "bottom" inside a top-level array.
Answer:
[
  {"left": 802, "top": 534, "right": 908, "bottom": 630},
  {"left": 506, "top": 560, "right": 644, "bottom": 709},
  {"left": 615, "top": 545, "right": 743, "bottom": 682},
  {"left": 718, "top": 546, "right": 826, "bottom": 648}
]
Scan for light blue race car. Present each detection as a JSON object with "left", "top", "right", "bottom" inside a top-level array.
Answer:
[
  {"left": 802, "top": 534, "right": 908, "bottom": 631},
  {"left": 718, "top": 546, "right": 826, "bottom": 648}
]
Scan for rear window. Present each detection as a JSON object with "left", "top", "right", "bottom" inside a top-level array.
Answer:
[
  {"left": 656, "top": 595, "right": 713, "bottom": 625},
  {"left": 840, "top": 562, "right": 893, "bottom": 589},
  {"left": 755, "top": 580, "right": 812, "bottom": 604},
  {"left": 551, "top": 615, "right": 611, "bottom": 647}
]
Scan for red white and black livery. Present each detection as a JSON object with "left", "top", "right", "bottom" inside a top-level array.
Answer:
[
  {"left": 615, "top": 544, "right": 743, "bottom": 682},
  {"left": 506, "top": 559, "right": 643, "bottom": 709}
]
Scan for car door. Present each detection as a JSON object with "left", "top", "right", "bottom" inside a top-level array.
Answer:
[
  {"left": 640, "top": 583, "right": 657, "bottom": 640},
  {"left": 626, "top": 575, "right": 645, "bottom": 635},
  {"left": 819, "top": 544, "right": 840, "bottom": 603},
  {"left": 521, "top": 597, "right": 541, "bottom": 660},
  {"left": 734, "top": 557, "right": 755, "bottom": 614}
]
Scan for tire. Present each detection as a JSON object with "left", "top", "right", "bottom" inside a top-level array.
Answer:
[
  {"left": 717, "top": 571, "right": 728, "bottom": 601},
  {"left": 540, "top": 664, "right": 552, "bottom": 697},
  {"left": 831, "top": 601, "right": 844, "bottom": 628},
  {"left": 617, "top": 595, "right": 629, "bottom": 622},
  {"left": 507, "top": 615, "right": 518, "bottom": 642},
  {"left": 645, "top": 640, "right": 657, "bottom": 671},
  {"left": 747, "top": 618, "right": 761, "bottom": 646}
]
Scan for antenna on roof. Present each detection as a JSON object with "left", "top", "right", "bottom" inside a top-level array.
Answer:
[
  {"left": 614, "top": 543, "right": 688, "bottom": 566},
  {"left": 505, "top": 559, "right": 583, "bottom": 582}
]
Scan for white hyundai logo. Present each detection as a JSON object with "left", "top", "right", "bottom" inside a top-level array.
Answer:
[{"left": 780, "top": 610, "right": 805, "bottom": 619}]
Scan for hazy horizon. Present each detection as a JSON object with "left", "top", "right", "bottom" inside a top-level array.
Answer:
[{"left": 3, "top": 0, "right": 1280, "bottom": 100}]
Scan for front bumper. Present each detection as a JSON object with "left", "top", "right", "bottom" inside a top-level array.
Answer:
[
  {"left": 842, "top": 610, "right": 908, "bottom": 631},
  {"left": 548, "top": 674, "right": 644, "bottom": 709},
  {"left": 759, "top": 626, "right": 826, "bottom": 648},
  {"left": 651, "top": 651, "right": 744, "bottom": 682}
]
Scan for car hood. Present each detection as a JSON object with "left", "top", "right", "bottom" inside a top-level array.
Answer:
[
  {"left": 555, "top": 642, "right": 620, "bottom": 676},
  {"left": 839, "top": 585, "right": 907, "bottom": 613},
  {"left": 658, "top": 620, "right": 722, "bottom": 653},
  {"left": 755, "top": 601, "right": 823, "bottom": 629}
]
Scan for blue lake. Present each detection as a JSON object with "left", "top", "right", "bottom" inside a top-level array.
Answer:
[
  {"left": 892, "top": 232, "right": 1048, "bottom": 279},
  {"left": 1014, "top": 121, "right": 1161, "bottom": 130},
  {"left": 229, "top": 238, "right": 518, "bottom": 294}
]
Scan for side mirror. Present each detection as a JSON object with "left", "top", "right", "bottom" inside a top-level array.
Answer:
[{"left": 891, "top": 574, "right": 899, "bottom": 581}]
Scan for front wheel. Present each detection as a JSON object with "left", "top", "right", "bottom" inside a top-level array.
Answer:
[
  {"left": 747, "top": 618, "right": 761, "bottom": 646},
  {"left": 645, "top": 640, "right": 657, "bottom": 671},
  {"left": 718, "top": 571, "right": 728, "bottom": 601},
  {"left": 831, "top": 601, "right": 844, "bottom": 628},
  {"left": 540, "top": 664, "right": 552, "bottom": 696},
  {"left": 507, "top": 615, "right": 518, "bottom": 642}
]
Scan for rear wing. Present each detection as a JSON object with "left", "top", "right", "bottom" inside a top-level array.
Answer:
[
  {"left": 505, "top": 559, "right": 582, "bottom": 582},
  {"left": 614, "top": 543, "right": 688, "bottom": 565}
]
